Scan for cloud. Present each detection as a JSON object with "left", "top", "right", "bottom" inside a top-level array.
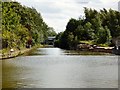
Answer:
[
  {"left": 100, "top": 0, "right": 119, "bottom": 3},
  {"left": 16, "top": 0, "right": 120, "bottom": 33}
]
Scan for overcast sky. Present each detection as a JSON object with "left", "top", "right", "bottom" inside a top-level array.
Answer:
[{"left": 15, "top": 0, "right": 120, "bottom": 33}]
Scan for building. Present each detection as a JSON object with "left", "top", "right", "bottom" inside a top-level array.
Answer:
[
  {"left": 112, "top": 36, "right": 120, "bottom": 55},
  {"left": 118, "top": 1, "right": 120, "bottom": 12}
]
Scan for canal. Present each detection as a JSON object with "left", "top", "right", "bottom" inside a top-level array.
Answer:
[{"left": 2, "top": 47, "right": 118, "bottom": 88}]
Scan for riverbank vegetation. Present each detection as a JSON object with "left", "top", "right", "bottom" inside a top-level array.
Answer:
[
  {"left": 2, "top": 1, "right": 56, "bottom": 54},
  {"left": 55, "top": 8, "right": 120, "bottom": 49}
]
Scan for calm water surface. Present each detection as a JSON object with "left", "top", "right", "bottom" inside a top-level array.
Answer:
[{"left": 2, "top": 47, "right": 118, "bottom": 88}]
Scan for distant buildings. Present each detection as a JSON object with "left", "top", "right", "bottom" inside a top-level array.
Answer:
[
  {"left": 112, "top": 36, "right": 120, "bottom": 55},
  {"left": 118, "top": 1, "right": 120, "bottom": 11}
]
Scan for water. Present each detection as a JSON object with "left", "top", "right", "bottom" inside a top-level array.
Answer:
[{"left": 2, "top": 47, "right": 118, "bottom": 88}]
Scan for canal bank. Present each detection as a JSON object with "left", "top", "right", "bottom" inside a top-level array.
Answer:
[
  {"left": 76, "top": 43, "right": 119, "bottom": 54},
  {"left": 1, "top": 44, "right": 117, "bottom": 60},
  {"left": 0, "top": 45, "right": 43, "bottom": 60}
]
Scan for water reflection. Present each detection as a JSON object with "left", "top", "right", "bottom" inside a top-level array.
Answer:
[
  {"left": 29, "top": 48, "right": 112, "bottom": 56},
  {"left": 29, "top": 48, "right": 65, "bottom": 56},
  {"left": 2, "top": 48, "right": 118, "bottom": 88}
]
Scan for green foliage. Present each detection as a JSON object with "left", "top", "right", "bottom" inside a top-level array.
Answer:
[
  {"left": 2, "top": 2, "right": 55, "bottom": 49},
  {"left": 56, "top": 8, "right": 120, "bottom": 49},
  {"left": 96, "top": 27, "right": 108, "bottom": 44},
  {"left": 47, "top": 27, "right": 57, "bottom": 36}
]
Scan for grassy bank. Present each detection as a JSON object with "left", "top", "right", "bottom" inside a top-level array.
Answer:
[
  {"left": 0, "top": 44, "right": 43, "bottom": 60},
  {"left": 80, "top": 40, "right": 110, "bottom": 47}
]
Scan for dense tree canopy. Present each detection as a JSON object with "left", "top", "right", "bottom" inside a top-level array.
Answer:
[
  {"left": 55, "top": 8, "right": 120, "bottom": 49},
  {"left": 2, "top": 2, "right": 56, "bottom": 49}
]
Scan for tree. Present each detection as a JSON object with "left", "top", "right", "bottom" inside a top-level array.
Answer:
[
  {"left": 47, "top": 27, "right": 57, "bottom": 36},
  {"left": 2, "top": 1, "right": 54, "bottom": 49}
]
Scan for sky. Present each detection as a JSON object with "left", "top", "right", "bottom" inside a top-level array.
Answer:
[{"left": 15, "top": 0, "right": 120, "bottom": 33}]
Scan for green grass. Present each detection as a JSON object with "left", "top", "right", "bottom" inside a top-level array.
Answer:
[
  {"left": 2, "top": 48, "right": 10, "bottom": 54},
  {"left": 80, "top": 40, "right": 94, "bottom": 45},
  {"left": 1, "top": 44, "right": 43, "bottom": 55},
  {"left": 79, "top": 40, "right": 110, "bottom": 47},
  {"left": 99, "top": 43, "right": 109, "bottom": 47}
]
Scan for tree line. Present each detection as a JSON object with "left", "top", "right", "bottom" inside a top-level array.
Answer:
[
  {"left": 2, "top": 1, "right": 56, "bottom": 49},
  {"left": 55, "top": 8, "right": 120, "bottom": 49}
]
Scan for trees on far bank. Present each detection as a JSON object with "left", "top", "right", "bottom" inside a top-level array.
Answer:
[{"left": 55, "top": 8, "right": 120, "bottom": 49}]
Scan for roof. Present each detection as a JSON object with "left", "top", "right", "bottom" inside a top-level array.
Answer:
[
  {"left": 48, "top": 36, "right": 56, "bottom": 40},
  {"left": 112, "top": 36, "right": 120, "bottom": 44},
  {"left": 113, "top": 36, "right": 120, "bottom": 46}
]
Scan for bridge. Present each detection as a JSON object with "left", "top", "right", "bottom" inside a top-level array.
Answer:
[{"left": 43, "top": 36, "right": 56, "bottom": 46}]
